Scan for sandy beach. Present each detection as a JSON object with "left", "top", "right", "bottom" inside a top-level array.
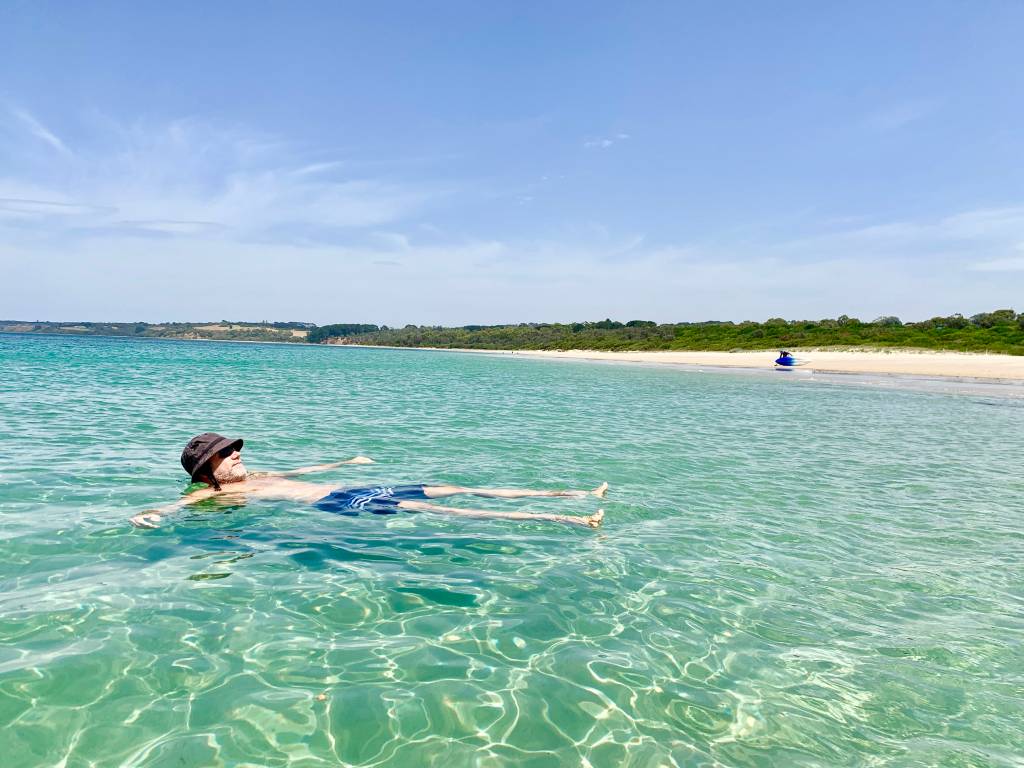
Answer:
[
  {"left": 507, "top": 349, "right": 1024, "bottom": 381},
  {"left": 371, "top": 347, "right": 1024, "bottom": 382}
]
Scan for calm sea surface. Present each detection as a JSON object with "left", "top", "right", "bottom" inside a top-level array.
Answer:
[{"left": 1, "top": 333, "right": 1022, "bottom": 767}]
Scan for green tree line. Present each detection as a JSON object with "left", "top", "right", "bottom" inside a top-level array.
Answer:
[
  {"left": 306, "top": 324, "right": 381, "bottom": 343},
  {"left": 319, "top": 310, "right": 1024, "bottom": 355}
]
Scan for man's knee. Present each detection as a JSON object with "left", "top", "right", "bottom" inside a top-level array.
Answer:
[
  {"left": 397, "top": 500, "right": 429, "bottom": 511},
  {"left": 422, "top": 485, "right": 461, "bottom": 498}
]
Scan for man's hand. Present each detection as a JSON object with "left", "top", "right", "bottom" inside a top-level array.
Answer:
[
  {"left": 346, "top": 456, "right": 374, "bottom": 465},
  {"left": 129, "top": 511, "right": 163, "bottom": 529}
]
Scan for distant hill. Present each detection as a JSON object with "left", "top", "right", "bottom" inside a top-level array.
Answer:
[{"left": 0, "top": 320, "right": 317, "bottom": 343}]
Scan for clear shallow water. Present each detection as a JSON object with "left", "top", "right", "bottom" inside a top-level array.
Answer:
[{"left": 1, "top": 333, "right": 1022, "bottom": 768}]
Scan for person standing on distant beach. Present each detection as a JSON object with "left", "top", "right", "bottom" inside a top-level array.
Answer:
[{"left": 129, "top": 433, "right": 607, "bottom": 529}]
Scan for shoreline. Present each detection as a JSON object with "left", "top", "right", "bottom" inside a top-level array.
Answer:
[
  {"left": 342, "top": 344, "right": 1024, "bottom": 383},
  {"left": 6, "top": 332, "right": 1024, "bottom": 383}
]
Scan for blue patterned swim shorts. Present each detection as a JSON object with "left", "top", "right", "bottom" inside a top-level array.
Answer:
[{"left": 314, "top": 485, "right": 430, "bottom": 516}]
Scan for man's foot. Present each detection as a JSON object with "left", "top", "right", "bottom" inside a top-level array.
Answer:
[
  {"left": 558, "top": 482, "right": 607, "bottom": 499},
  {"left": 586, "top": 509, "right": 605, "bottom": 529}
]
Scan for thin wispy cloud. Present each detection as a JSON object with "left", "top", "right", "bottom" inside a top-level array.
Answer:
[
  {"left": 3, "top": 199, "right": 1021, "bottom": 324},
  {"left": 774, "top": 206, "right": 1024, "bottom": 264},
  {"left": 371, "top": 232, "right": 411, "bottom": 250},
  {"left": 10, "top": 107, "right": 72, "bottom": 155},
  {"left": 291, "top": 160, "right": 346, "bottom": 177},
  {"left": 116, "top": 219, "right": 223, "bottom": 235},
  {"left": 969, "top": 244, "right": 1024, "bottom": 272},
  {"left": 583, "top": 132, "right": 630, "bottom": 149},
  {"left": 862, "top": 102, "right": 932, "bottom": 132},
  {"left": 0, "top": 196, "right": 114, "bottom": 218},
  {"left": 0, "top": 113, "right": 440, "bottom": 243},
  {"left": 970, "top": 257, "right": 1024, "bottom": 272}
]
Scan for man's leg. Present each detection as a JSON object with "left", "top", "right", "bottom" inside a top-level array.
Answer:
[
  {"left": 398, "top": 500, "right": 605, "bottom": 529},
  {"left": 422, "top": 482, "right": 608, "bottom": 500}
]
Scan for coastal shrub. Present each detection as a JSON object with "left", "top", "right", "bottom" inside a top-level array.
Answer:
[
  {"left": 318, "top": 309, "right": 1023, "bottom": 355},
  {"left": 307, "top": 324, "right": 380, "bottom": 343},
  {"left": 971, "top": 309, "right": 1017, "bottom": 328}
]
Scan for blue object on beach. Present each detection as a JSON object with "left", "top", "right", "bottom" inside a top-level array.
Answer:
[{"left": 775, "top": 353, "right": 798, "bottom": 367}]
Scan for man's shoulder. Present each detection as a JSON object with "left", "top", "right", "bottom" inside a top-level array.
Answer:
[{"left": 185, "top": 484, "right": 219, "bottom": 497}]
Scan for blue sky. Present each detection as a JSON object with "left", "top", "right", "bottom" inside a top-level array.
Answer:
[{"left": 2, "top": 1, "right": 1023, "bottom": 325}]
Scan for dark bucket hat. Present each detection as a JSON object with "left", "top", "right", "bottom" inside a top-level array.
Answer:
[{"left": 181, "top": 432, "right": 244, "bottom": 481}]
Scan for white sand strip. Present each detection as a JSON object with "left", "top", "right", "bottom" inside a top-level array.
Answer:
[
  {"left": 501, "top": 349, "right": 1024, "bottom": 381},
  {"left": 349, "top": 345, "right": 1024, "bottom": 381}
]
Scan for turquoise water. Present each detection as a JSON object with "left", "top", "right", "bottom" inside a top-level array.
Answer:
[{"left": 1, "top": 333, "right": 1022, "bottom": 767}]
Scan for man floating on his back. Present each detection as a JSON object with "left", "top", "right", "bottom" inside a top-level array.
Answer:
[{"left": 129, "top": 433, "right": 607, "bottom": 529}]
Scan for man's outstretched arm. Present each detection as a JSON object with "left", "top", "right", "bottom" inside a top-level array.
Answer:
[
  {"left": 129, "top": 488, "right": 219, "bottom": 529},
  {"left": 261, "top": 456, "right": 374, "bottom": 477}
]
